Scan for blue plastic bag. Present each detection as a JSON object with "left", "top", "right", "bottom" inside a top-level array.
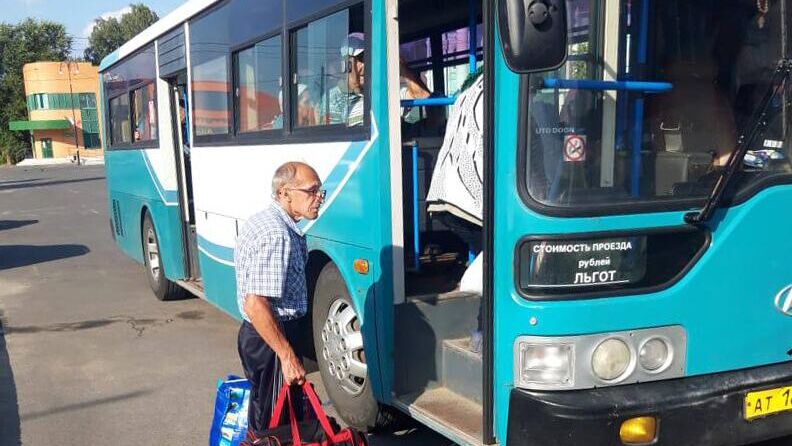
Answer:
[{"left": 209, "top": 375, "right": 251, "bottom": 446}]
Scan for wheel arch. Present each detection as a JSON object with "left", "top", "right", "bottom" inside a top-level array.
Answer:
[{"left": 305, "top": 249, "right": 333, "bottom": 362}]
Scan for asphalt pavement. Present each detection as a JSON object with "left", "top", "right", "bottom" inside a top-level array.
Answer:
[{"left": 0, "top": 164, "right": 789, "bottom": 446}]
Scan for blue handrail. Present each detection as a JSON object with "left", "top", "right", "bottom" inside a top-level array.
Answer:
[
  {"left": 468, "top": 0, "right": 477, "bottom": 74},
  {"left": 543, "top": 78, "right": 672, "bottom": 93},
  {"left": 411, "top": 142, "right": 421, "bottom": 272},
  {"left": 401, "top": 96, "right": 457, "bottom": 107}
]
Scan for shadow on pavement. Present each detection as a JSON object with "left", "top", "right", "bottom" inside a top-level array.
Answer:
[
  {"left": 0, "top": 179, "right": 47, "bottom": 186},
  {"left": 20, "top": 389, "right": 153, "bottom": 422},
  {"left": 0, "top": 315, "right": 21, "bottom": 446},
  {"left": 0, "top": 220, "right": 38, "bottom": 232},
  {"left": 0, "top": 244, "right": 90, "bottom": 270},
  {"left": 0, "top": 176, "right": 104, "bottom": 191}
]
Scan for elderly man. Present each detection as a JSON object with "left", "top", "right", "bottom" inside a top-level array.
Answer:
[{"left": 234, "top": 161, "right": 325, "bottom": 438}]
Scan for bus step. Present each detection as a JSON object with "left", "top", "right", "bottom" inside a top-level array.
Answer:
[
  {"left": 393, "top": 386, "right": 486, "bottom": 446},
  {"left": 443, "top": 337, "right": 483, "bottom": 404},
  {"left": 176, "top": 279, "right": 205, "bottom": 299}
]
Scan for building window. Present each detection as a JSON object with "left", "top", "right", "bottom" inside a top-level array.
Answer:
[
  {"left": 83, "top": 132, "right": 102, "bottom": 148},
  {"left": 234, "top": 35, "right": 283, "bottom": 133},
  {"left": 109, "top": 94, "right": 131, "bottom": 145},
  {"left": 292, "top": 5, "right": 366, "bottom": 129},
  {"left": 80, "top": 93, "right": 97, "bottom": 109},
  {"left": 130, "top": 83, "right": 158, "bottom": 142},
  {"left": 34, "top": 93, "right": 49, "bottom": 110}
]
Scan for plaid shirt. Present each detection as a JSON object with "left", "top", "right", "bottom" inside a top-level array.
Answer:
[
  {"left": 320, "top": 86, "right": 364, "bottom": 127},
  {"left": 234, "top": 203, "right": 308, "bottom": 322}
]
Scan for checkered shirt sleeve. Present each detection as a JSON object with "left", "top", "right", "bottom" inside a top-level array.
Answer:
[{"left": 242, "top": 233, "right": 288, "bottom": 299}]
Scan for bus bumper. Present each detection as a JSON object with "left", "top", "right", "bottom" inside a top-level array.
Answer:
[{"left": 506, "top": 361, "right": 792, "bottom": 446}]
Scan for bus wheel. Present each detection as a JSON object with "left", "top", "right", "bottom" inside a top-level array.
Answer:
[
  {"left": 142, "top": 213, "right": 186, "bottom": 301},
  {"left": 312, "top": 262, "right": 394, "bottom": 432}
]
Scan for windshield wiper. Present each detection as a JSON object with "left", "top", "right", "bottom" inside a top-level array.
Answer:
[{"left": 684, "top": 58, "right": 792, "bottom": 225}]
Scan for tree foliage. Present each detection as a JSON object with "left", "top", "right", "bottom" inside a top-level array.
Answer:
[
  {"left": 84, "top": 4, "right": 159, "bottom": 65},
  {"left": 0, "top": 19, "right": 71, "bottom": 164}
]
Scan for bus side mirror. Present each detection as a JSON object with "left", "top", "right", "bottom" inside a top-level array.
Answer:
[{"left": 497, "top": 0, "right": 568, "bottom": 73}]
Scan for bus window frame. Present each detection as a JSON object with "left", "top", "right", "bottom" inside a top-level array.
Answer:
[
  {"left": 107, "top": 92, "right": 132, "bottom": 148},
  {"left": 513, "top": 0, "right": 792, "bottom": 218},
  {"left": 230, "top": 30, "right": 285, "bottom": 141},
  {"left": 189, "top": 0, "right": 371, "bottom": 148},
  {"left": 400, "top": 19, "right": 484, "bottom": 96},
  {"left": 286, "top": 1, "right": 371, "bottom": 142},
  {"left": 104, "top": 43, "right": 160, "bottom": 151},
  {"left": 106, "top": 82, "right": 160, "bottom": 151},
  {"left": 129, "top": 81, "right": 160, "bottom": 147}
]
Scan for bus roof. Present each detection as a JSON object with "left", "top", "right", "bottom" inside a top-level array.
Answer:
[{"left": 98, "top": 0, "right": 221, "bottom": 73}]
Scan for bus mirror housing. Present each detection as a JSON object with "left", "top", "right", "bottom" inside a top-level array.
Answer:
[{"left": 497, "top": 0, "right": 568, "bottom": 73}]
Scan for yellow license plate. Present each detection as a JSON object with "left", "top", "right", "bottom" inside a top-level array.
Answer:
[{"left": 744, "top": 386, "right": 792, "bottom": 421}]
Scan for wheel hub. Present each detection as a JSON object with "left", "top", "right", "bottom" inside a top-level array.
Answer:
[
  {"left": 322, "top": 299, "right": 367, "bottom": 396},
  {"left": 145, "top": 227, "right": 160, "bottom": 280}
]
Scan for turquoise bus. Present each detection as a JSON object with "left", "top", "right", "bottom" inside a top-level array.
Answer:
[{"left": 101, "top": 0, "right": 792, "bottom": 444}]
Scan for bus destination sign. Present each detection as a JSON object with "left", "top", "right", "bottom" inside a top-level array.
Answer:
[{"left": 519, "top": 236, "right": 648, "bottom": 291}]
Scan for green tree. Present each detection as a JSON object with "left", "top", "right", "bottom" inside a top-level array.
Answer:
[
  {"left": 84, "top": 4, "right": 159, "bottom": 65},
  {"left": 0, "top": 19, "right": 71, "bottom": 164}
]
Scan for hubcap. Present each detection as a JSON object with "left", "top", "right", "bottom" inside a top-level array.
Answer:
[
  {"left": 322, "top": 299, "right": 366, "bottom": 396},
  {"left": 145, "top": 227, "right": 160, "bottom": 280}
]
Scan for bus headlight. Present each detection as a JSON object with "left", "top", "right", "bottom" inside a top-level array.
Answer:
[
  {"left": 514, "top": 327, "right": 685, "bottom": 391},
  {"left": 639, "top": 337, "right": 671, "bottom": 372},
  {"left": 591, "top": 338, "right": 632, "bottom": 381},
  {"left": 516, "top": 343, "right": 574, "bottom": 388}
]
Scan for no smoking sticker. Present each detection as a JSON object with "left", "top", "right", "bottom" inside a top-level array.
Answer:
[{"left": 564, "top": 135, "right": 586, "bottom": 162}]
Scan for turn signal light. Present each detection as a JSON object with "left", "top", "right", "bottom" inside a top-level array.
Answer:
[
  {"left": 619, "top": 416, "right": 657, "bottom": 445},
  {"left": 353, "top": 259, "right": 369, "bottom": 275}
]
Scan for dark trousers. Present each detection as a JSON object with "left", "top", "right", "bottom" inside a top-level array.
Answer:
[{"left": 237, "top": 318, "right": 305, "bottom": 437}]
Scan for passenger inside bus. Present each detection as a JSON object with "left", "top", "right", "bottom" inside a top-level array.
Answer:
[
  {"left": 318, "top": 33, "right": 366, "bottom": 126},
  {"left": 317, "top": 32, "right": 433, "bottom": 127},
  {"left": 396, "top": 0, "right": 485, "bottom": 305}
]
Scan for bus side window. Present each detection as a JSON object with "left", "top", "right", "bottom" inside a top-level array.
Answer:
[
  {"left": 291, "top": 4, "right": 366, "bottom": 129},
  {"left": 130, "top": 83, "right": 158, "bottom": 142},
  {"left": 109, "top": 94, "right": 131, "bottom": 145},
  {"left": 234, "top": 34, "right": 284, "bottom": 133}
]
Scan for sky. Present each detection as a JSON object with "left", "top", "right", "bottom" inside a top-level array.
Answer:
[{"left": 1, "top": 0, "right": 187, "bottom": 57}]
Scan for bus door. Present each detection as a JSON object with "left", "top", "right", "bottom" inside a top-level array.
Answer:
[{"left": 167, "top": 72, "right": 200, "bottom": 280}]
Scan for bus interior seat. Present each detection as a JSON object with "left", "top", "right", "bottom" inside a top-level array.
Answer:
[{"left": 648, "top": 73, "right": 728, "bottom": 196}]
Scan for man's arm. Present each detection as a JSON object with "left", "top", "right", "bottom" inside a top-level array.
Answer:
[
  {"left": 400, "top": 58, "right": 431, "bottom": 100},
  {"left": 243, "top": 294, "right": 306, "bottom": 385}
]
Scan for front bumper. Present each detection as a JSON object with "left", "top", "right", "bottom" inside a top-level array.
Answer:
[{"left": 506, "top": 361, "right": 792, "bottom": 446}]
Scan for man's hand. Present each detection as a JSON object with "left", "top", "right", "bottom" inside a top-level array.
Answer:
[
  {"left": 244, "top": 295, "right": 306, "bottom": 385},
  {"left": 280, "top": 350, "right": 306, "bottom": 385},
  {"left": 399, "top": 57, "right": 430, "bottom": 99}
]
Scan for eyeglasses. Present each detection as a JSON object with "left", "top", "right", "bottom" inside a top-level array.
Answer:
[{"left": 288, "top": 187, "right": 326, "bottom": 199}]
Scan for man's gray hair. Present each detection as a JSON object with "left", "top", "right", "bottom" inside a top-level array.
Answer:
[
  {"left": 272, "top": 161, "right": 321, "bottom": 198},
  {"left": 271, "top": 162, "right": 300, "bottom": 197}
]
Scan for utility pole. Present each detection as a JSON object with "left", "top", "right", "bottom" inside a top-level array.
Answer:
[{"left": 60, "top": 60, "right": 81, "bottom": 165}]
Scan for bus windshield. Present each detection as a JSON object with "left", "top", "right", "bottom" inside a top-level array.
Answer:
[{"left": 524, "top": 0, "right": 792, "bottom": 211}]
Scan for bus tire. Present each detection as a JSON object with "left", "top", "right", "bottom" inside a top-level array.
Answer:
[
  {"left": 312, "top": 262, "right": 395, "bottom": 432},
  {"left": 142, "top": 213, "right": 186, "bottom": 301}
]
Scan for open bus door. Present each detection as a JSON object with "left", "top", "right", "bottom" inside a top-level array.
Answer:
[{"left": 166, "top": 72, "right": 201, "bottom": 282}]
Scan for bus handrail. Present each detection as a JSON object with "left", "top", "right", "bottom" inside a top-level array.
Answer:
[
  {"left": 543, "top": 78, "right": 673, "bottom": 93},
  {"left": 400, "top": 96, "right": 457, "bottom": 107}
]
